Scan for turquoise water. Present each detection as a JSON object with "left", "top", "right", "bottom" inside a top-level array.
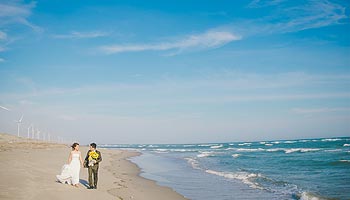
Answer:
[{"left": 104, "top": 137, "right": 350, "bottom": 200}]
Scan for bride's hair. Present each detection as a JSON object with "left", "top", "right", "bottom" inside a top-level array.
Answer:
[{"left": 71, "top": 142, "right": 79, "bottom": 150}]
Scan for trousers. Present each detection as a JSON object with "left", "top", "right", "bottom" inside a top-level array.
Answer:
[{"left": 88, "top": 164, "right": 99, "bottom": 187}]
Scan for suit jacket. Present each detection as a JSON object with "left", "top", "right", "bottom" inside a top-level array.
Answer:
[{"left": 85, "top": 150, "right": 102, "bottom": 166}]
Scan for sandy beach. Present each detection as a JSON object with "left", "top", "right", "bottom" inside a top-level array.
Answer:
[{"left": 0, "top": 133, "right": 187, "bottom": 200}]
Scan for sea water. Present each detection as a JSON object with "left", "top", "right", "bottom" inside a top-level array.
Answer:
[{"left": 103, "top": 137, "right": 350, "bottom": 200}]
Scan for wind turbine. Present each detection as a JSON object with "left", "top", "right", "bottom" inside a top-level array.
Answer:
[{"left": 15, "top": 115, "right": 24, "bottom": 137}]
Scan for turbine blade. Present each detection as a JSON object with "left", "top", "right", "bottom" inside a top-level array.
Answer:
[
  {"left": 19, "top": 115, "right": 24, "bottom": 122},
  {"left": 0, "top": 106, "right": 10, "bottom": 111}
]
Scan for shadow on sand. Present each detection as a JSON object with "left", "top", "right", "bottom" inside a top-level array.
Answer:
[{"left": 80, "top": 179, "right": 89, "bottom": 188}]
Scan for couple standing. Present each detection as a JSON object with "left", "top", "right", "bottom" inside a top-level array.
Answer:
[{"left": 56, "top": 142, "right": 102, "bottom": 189}]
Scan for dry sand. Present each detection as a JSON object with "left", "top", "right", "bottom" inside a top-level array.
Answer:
[{"left": 0, "top": 133, "right": 187, "bottom": 200}]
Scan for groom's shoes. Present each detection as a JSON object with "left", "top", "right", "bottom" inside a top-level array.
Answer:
[{"left": 87, "top": 186, "right": 94, "bottom": 189}]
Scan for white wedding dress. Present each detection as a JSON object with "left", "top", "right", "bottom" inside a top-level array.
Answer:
[{"left": 56, "top": 153, "right": 81, "bottom": 185}]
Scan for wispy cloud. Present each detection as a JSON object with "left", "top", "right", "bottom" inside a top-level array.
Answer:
[
  {"left": 247, "top": 0, "right": 286, "bottom": 8},
  {"left": 0, "top": 1, "right": 41, "bottom": 59},
  {"left": 292, "top": 107, "right": 350, "bottom": 114},
  {"left": 98, "top": 0, "right": 346, "bottom": 55},
  {"left": 274, "top": 0, "right": 348, "bottom": 33},
  {"left": 0, "top": 1, "right": 41, "bottom": 32},
  {"left": 0, "top": 31, "right": 7, "bottom": 40},
  {"left": 225, "top": 0, "right": 348, "bottom": 37},
  {"left": 2, "top": 72, "right": 349, "bottom": 105},
  {"left": 52, "top": 31, "right": 109, "bottom": 39},
  {"left": 99, "top": 30, "right": 241, "bottom": 54}
]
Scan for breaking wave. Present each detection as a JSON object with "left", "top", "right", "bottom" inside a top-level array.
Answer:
[{"left": 205, "top": 169, "right": 263, "bottom": 190}]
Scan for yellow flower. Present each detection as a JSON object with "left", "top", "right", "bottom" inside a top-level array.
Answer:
[{"left": 88, "top": 151, "right": 99, "bottom": 160}]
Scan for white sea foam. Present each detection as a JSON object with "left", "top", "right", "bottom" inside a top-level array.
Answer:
[
  {"left": 198, "top": 144, "right": 214, "bottom": 147},
  {"left": 184, "top": 157, "right": 201, "bottom": 170},
  {"left": 260, "top": 142, "right": 266, "bottom": 144},
  {"left": 210, "top": 144, "right": 223, "bottom": 149},
  {"left": 155, "top": 148, "right": 167, "bottom": 151},
  {"left": 265, "top": 143, "right": 273, "bottom": 146},
  {"left": 284, "top": 141, "right": 296, "bottom": 144},
  {"left": 339, "top": 160, "right": 350, "bottom": 162},
  {"left": 237, "top": 148, "right": 264, "bottom": 152},
  {"left": 205, "top": 169, "right": 263, "bottom": 189},
  {"left": 225, "top": 147, "right": 235, "bottom": 150},
  {"left": 272, "top": 141, "right": 280, "bottom": 144},
  {"left": 197, "top": 151, "right": 214, "bottom": 158},
  {"left": 232, "top": 154, "right": 241, "bottom": 158},
  {"left": 300, "top": 191, "right": 322, "bottom": 200},
  {"left": 285, "top": 148, "right": 320, "bottom": 154},
  {"left": 343, "top": 144, "right": 350, "bottom": 147},
  {"left": 238, "top": 143, "right": 252, "bottom": 146},
  {"left": 324, "top": 149, "right": 342, "bottom": 152},
  {"left": 169, "top": 149, "right": 197, "bottom": 152},
  {"left": 154, "top": 149, "right": 168, "bottom": 153},
  {"left": 266, "top": 148, "right": 284, "bottom": 152},
  {"left": 321, "top": 138, "right": 342, "bottom": 142}
]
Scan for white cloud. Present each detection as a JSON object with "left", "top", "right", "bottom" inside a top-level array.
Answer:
[
  {"left": 100, "top": 30, "right": 241, "bottom": 54},
  {"left": 2, "top": 72, "right": 350, "bottom": 105},
  {"left": 0, "top": 1, "right": 41, "bottom": 32},
  {"left": 227, "top": 0, "right": 348, "bottom": 37},
  {"left": 0, "top": 1, "right": 41, "bottom": 58},
  {"left": 275, "top": 0, "right": 347, "bottom": 33},
  {"left": 248, "top": 0, "right": 286, "bottom": 8},
  {"left": 52, "top": 31, "right": 109, "bottom": 39},
  {"left": 98, "top": 0, "right": 346, "bottom": 55}
]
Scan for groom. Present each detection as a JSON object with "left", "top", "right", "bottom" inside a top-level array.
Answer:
[{"left": 84, "top": 143, "right": 102, "bottom": 189}]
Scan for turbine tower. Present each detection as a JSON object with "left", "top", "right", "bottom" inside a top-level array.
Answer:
[
  {"left": 27, "top": 124, "right": 33, "bottom": 138},
  {"left": 31, "top": 125, "right": 35, "bottom": 139},
  {"left": 15, "top": 115, "right": 24, "bottom": 137}
]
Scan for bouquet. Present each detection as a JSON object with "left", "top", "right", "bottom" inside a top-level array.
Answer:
[{"left": 88, "top": 151, "right": 99, "bottom": 167}]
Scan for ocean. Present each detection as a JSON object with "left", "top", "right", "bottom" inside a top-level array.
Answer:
[{"left": 103, "top": 137, "right": 350, "bottom": 200}]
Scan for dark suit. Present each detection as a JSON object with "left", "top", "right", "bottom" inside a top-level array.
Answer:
[{"left": 84, "top": 150, "right": 102, "bottom": 187}]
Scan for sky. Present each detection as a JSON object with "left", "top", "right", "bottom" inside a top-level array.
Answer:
[{"left": 0, "top": 0, "right": 349, "bottom": 144}]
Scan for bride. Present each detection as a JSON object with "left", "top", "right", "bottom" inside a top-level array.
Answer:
[{"left": 56, "top": 143, "right": 84, "bottom": 187}]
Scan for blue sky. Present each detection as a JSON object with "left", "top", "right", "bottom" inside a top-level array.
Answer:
[{"left": 0, "top": 0, "right": 349, "bottom": 144}]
